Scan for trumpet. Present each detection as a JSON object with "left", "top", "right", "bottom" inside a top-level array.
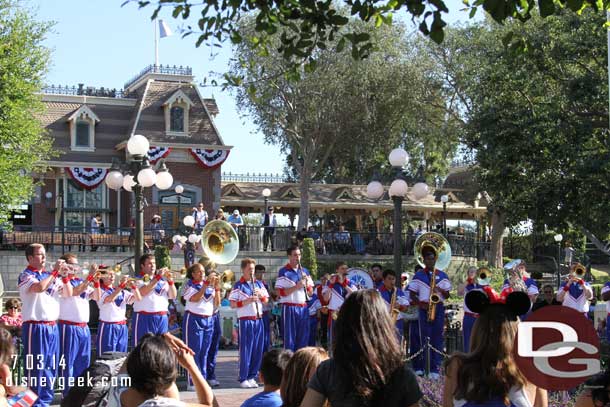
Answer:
[{"left": 571, "top": 263, "right": 586, "bottom": 280}]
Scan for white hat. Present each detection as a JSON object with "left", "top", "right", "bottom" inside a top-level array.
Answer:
[
  {"left": 152, "top": 214, "right": 161, "bottom": 219},
  {"left": 233, "top": 209, "right": 239, "bottom": 215}
]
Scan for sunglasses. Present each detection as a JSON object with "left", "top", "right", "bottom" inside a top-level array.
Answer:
[{"left": 7, "top": 307, "right": 19, "bottom": 310}]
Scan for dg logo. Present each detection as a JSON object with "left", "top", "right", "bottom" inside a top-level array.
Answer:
[{"left": 514, "top": 305, "right": 601, "bottom": 390}]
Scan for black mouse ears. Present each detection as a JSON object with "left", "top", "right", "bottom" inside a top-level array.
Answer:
[{"left": 465, "top": 290, "right": 531, "bottom": 316}]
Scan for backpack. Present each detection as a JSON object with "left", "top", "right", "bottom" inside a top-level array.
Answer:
[{"left": 61, "top": 352, "right": 127, "bottom": 407}]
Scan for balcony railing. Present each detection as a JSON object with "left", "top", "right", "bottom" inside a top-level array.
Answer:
[
  {"left": 41, "top": 84, "right": 126, "bottom": 98},
  {"left": 221, "top": 172, "right": 290, "bottom": 183},
  {"left": 124, "top": 64, "right": 193, "bottom": 89}
]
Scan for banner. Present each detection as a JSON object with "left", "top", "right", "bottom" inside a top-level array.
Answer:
[
  {"left": 189, "top": 148, "right": 230, "bottom": 169},
  {"left": 65, "top": 167, "right": 108, "bottom": 190},
  {"left": 147, "top": 146, "right": 172, "bottom": 164}
]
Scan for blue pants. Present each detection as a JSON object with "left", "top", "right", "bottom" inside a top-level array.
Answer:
[
  {"left": 238, "top": 319, "right": 264, "bottom": 382},
  {"left": 22, "top": 322, "right": 59, "bottom": 407},
  {"left": 327, "top": 316, "right": 335, "bottom": 348},
  {"left": 308, "top": 316, "right": 318, "bottom": 346},
  {"left": 463, "top": 313, "right": 477, "bottom": 353},
  {"left": 97, "top": 321, "right": 128, "bottom": 355},
  {"left": 409, "top": 320, "right": 422, "bottom": 371},
  {"left": 183, "top": 312, "right": 214, "bottom": 384},
  {"left": 281, "top": 305, "right": 309, "bottom": 351},
  {"left": 206, "top": 313, "right": 221, "bottom": 381},
  {"left": 418, "top": 306, "right": 445, "bottom": 374},
  {"left": 132, "top": 312, "right": 168, "bottom": 346},
  {"left": 59, "top": 323, "right": 91, "bottom": 396},
  {"left": 262, "top": 311, "right": 271, "bottom": 352}
]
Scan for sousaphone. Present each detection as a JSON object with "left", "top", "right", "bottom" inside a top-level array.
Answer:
[
  {"left": 414, "top": 232, "right": 452, "bottom": 271},
  {"left": 201, "top": 220, "right": 239, "bottom": 265}
]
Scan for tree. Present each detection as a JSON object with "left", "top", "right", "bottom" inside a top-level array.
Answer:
[
  {"left": 0, "top": 1, "right": 54, "bottom": 224},
  {"left": 131, "top": 0, "right": 610, "bottom": 77}
]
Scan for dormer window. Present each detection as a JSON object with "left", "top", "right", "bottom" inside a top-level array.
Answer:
[
  {"left": 67, "top": 105, "right": 99, "bottom": 152},
  {"left": 163, "top": 89, "right": 193, "bottom": 136}
]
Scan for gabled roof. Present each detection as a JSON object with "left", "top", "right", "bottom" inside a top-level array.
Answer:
[
  {"left": 67, "top": 105, "right": 100, "bottom": 122},
  {"left": 277, "top": 185, "right": 300, "bottom": 199},
  {"left": 331, "top": 186, "right": 356, "bottom": 201},
  {"left": 163, "top": 89, "right": 194, "bottom": 107},
  {"left": 221, "top": 183, "right": 245, "bottom": 197}
]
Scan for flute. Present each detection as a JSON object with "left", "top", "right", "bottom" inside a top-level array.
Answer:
[
  {"left": 251, "top": 273, "right": 261, "bottom": 319},
  {"left": 297, "top": 261, "right": 310, "bottom": 301}
]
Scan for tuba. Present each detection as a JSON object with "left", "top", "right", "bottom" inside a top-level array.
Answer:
[
  {"left": 414, "top": 232, "right": 451, "bottom": 322},
  {"left": 477, "top": 266, "right": 492, "bottom": 286},
  {"left": 201, "top": 220, "right": 239, "bottom": 265}
]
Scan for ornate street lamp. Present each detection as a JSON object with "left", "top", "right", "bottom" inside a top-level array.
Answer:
[
  {"left": 105, "top": 134, "right": 173, "bottom": 274},
  {"left": 441, "top": 194, "right": 449, "bottom": 236},
  {"left": 554, "top": 233, "right": 563, "bottom": 286}
]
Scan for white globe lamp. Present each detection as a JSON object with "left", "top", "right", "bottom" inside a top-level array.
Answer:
[
  {"left": 188, "top": 234, "right": 199, "bottom": 244},
  {"left": 262, "top": 188, "right": 271, "bottom": 197},
  {"left": 137, "top": 168, "right": 157, "bottom": 188},
  {"left": 366, "top": 181, "right": 384, "bottom": 200},
  {"left": 127, "top": 134, "right": 150, "bottom": 156},
  {"left": 122, "top": 175, "right": 135, "bottom": 192},
  {"left": 388, "top": 148, "right": 408, "bottom": 167},
  {"left": 388, "top": 179, "right": 409, "bottom": 198},
  {"left": 183, "top": 215, "right": 195, "bottom": 228},
  {"left": 441, "top": 194, "right": 449, "bottom": 203},
  {"left": 175, "top": 185, "right": 184, "bottom": 194},
  {"left": 412, "top": 182, "right": 429, "bottom": 200},
  {"left": 105, "top": 170, "right": 124, "bottom": 191},
  {"left": 155, "top": 171, "right": 173, "bottom": 190}
]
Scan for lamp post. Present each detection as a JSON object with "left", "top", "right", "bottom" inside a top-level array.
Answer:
[
  {"left": 182, "top": 215, "right": 197, "bottom": 267},
  {"left": 554, "top": 233, "right": 563, "bottom": 287},
  {"left": 105, "top": 134, "right": 174, "bottom": 274},
  {"left": 262, "top": 188, "right": 271, "bottom": 211},
  {"left": 175, "top": 184, "right": 184, "bottom": 229},
  {"left": 441, "top": 194, "right": 449, "bottom": 236},
  {"left": 367, "top": 148, "right": 429, "bottom": 274}
]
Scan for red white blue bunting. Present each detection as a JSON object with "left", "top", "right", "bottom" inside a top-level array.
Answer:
[
  {"left": 189, "top": 148, "right": 230, "bottom": 169},
  {"left": 147, "top": 146, "right": 172, "bottom": 164},
  {"left": 65, "top": 167, "right": 108, "bottom": 190}
]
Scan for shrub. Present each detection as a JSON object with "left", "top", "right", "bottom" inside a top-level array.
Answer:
[
  {"left": 301, "top": 238, "right": 318, "bottom": 280},
  {"left": 154, "top": 245, "right": 172, "bottom": 270}
]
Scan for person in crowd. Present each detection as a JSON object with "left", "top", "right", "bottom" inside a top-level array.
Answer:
[
  {"left": 408, "top": 246, "right": 452, "bottom": 379},
  {"left": 117, "top": 333, "right": 215, "bottom": 407},
  {"left": 90, "top": 214, "right": 101, "bottom": 252},
  {"left": 205, "top": 268, "right": 222, "bottom": 388},
  {"left": 150, "top": 215, "right": 165, "bottom": 246},
  {"left": 323, "top": 261, "right": 357, "bottom": 348},
  {"left": 227, "top": 209, "right": 244, "bottom": 228},
  {"left": 314, "top": 274, "right": 329, "bottom": 348},
  {"left": 168, "top": 312, "right": 180, "bottom": 334},
  {"left": 602, "top": 282, "right": 610, "bottom": 342},
  {"left": 215, "top": 209, "right": 227, "bottom": 221},
  {"left": 275, "top": 246, "right": 314, "bottom": 351},
  {"left": 262, "top": 207, "right": 277, "bottom": 252},
  {"left": 0, "top": 298, "right": 22, "bottom": 329},
  {"left": 255, "top": 265, "right": 273, "bottom": 352},
  {"left": 182, "top": 263, "right": 220, "bottom": 389},
  {"left": 230, "top": 258, "right": 269, "bottom": 388},
  {"left": 557, "top": 263, "right": 594, "bottom": 316},
  {"left": 241, "top": 349, "right": 293, "bottom": 407},
  {"left": 18, "top": 243, "right": 64, "bottom": 407},
  {"left": 532, "top": 284, "right": 561, "bottom": 311},
  {"left": 57, "top": 253, "right": 100, "bottom": 395},
  {"left": 409, "top": 264, "right": 423, "bottom": 374},
  {"left": 0, "top": 327, "right": 38, "bottom": 406},
  {"left": 501, "top": 260, "right": 539, "bottom": 306},
  {"left": 97, "top": 266, "right": 139, "bottom": 354},
  {"left": 132, "top": 254, "right": 177, "bottom": 346},
  {"left": 307, "top": 286, "right": 321, "bottom": 347},
  {"left": 281, "top": 347, "right": 329, "bottom": 407},
  {"left": 370, "top": 263, "right": 384, "bottom": 288},
  {"left": 378, "top": 270, "right": 410, "bottom": 343},
  {"left": 575, "top": 369, "right": 610, "bottom": 407},
  {"left": 193, "top": 203, "right": 209, "bottom": 233},
  {"left": 443, "top": 290, "right": 548, "bottom": 407},
  {"left": 333, "top": 224, "right": 351, "bottom": 254},
  {"left": 300, "top": 290, "right": 422, "bottom": 407}
]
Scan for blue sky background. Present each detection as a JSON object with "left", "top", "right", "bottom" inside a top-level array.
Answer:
[{"left": 34, "top": 1, "right": 478, "bottom": 175}]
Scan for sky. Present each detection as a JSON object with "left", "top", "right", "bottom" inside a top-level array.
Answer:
[{"left": 33, "top": 1, "right": 478, "bottom": 175}]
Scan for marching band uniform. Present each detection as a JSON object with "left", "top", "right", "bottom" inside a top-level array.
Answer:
[
  {"left": 408, "top": 267, "right": 452, "bottom": 376},
  {"left": 183, "top": 278, "right": 217, "bottom": 384},
  {"left": 275, "top": 264, "right": 314, "bottom": 351},
  {"left": 97, "top": 281, "right": 134, "bottom": 354},
  {"left": 58, "top": 275, "right": 94, "bottom": 395},
  {"left": 206, "top": 306, "right": 222, "bottom": 387},
  {"left": 323, "top": 277, "right": 357, "bottom": 346},
  {"left": 501, "top": 276, "right": 538, "bottom": 319},
  {"left": 558, "top": 278, "right": 593, "bottom": 316},
  {"left": 462, "top": 282, "right": 499, "bottom": 352},
  {"left": 378, "top": 285, "right": 409, "bottom": 343},
  {"left": 19, "top": 265, "right": 62, "bottom": 407},
  {"left": 307, "top": 293, "right": 321, "bottom": 346},
  {"left": 229, "top": 277, "right": 269, "bottom": 385},
  {"left": 315, "top": 283, "right": 329, "bottom": 345},
  {"left": 132, "top": 275, "right": 173, "bottom": 346},
  {"left": 602, "top": 282, "right": 610, "bottom": 341}
]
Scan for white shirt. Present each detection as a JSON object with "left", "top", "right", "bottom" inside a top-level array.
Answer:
[
  {"left": 229, "top": 278, "right": 269, "bottom": 319},
  {"left": 454, "top": 385, "right": 531, "bottom": 407},
  {"left": 59, "top": 278, "right": 94, "bottom": 323},
  {"left": 183, "top": 280, "right": 215, "bottom": 316},
  {"left": 98, "top": 287, "right": 135, "bottom": 322},
  {"left": 275, "top": 264, "right": 314, "bottom": 305},
  {"left": 18, "top": 267, "right": 61, "bottom": 322},
  {"left": 134, "top": 279, "right": 170, "bottom": 313}
]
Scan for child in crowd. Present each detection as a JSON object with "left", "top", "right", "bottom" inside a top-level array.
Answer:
[
  {"left": 241, "top": 349, "right": 293, "bottom": 407},
  {"left": 0, "top": 328, "right": 37, "bottom": 406}
]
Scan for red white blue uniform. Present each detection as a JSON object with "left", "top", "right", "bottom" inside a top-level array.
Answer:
[
  {"left": 206, "top": 305, "right": 221, "bottom": 382},
  {"left": 501, "top": 277, "right": 538, "bottom": 319},
  {"left": 18, "top": 266, "right": 61, "bottom": 407},
  {"left": 275, "top": 264, "right": 313, "bottom": 351},
  {"left": 558, "top": 280, "right": 592, "bottom": 316},
  {"left": 408, "top": 268, "right": 452, "bottom": 374},
  {"left": 132, "top": 278, "right": 171, "bottom": 346},
  {"left": 378, "top": 285, "right": 409, "bottom": 343},
  {"left": 462, "top": 282, "right": 481, "bottom": 353},
  {"left": 229, "top": 278, "right": 269, "bottom": 383},
  {"left": 182, "top": 279, "right": 216, "bottom": 384},
  {"left": 307, "top": 293, "right": 321, "bottom": 346},
  {"left": 58, "top": 277, "right": 94, "bottom": 395},
  {"left": 323, "top": 279, "right": 357, "bottom": 345},
  {"left": 97, "top": 285, "right": 134, "bottom": 354},
  {"left": 603, "top": 282, "right": 610, "bottom": 342}
]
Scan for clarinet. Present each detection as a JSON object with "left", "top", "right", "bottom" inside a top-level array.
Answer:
[
  {"left": 251, "top": 273, "right": 261, "bottom": 319},
  {"left": 298, "top": 261, "right": 311, "bottom": 301}
]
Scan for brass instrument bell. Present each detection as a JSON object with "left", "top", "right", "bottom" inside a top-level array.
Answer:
[{"left": 201, "top": 220, "right": 239, "bottom": 264}]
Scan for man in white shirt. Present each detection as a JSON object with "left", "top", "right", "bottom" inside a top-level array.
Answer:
[
  {"left": 18, "top": 243, "right": 63, "bottom": 407},
  {"left": 193, "top": 202, "right": 209, "bottom": 232}
]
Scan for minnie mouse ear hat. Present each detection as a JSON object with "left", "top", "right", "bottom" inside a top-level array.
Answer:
[{"left": 465, "top": 290, "right": 530, "bottom": 317}]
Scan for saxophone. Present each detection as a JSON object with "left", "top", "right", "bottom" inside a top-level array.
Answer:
[
  {"left": 427, "top": 270, "right": 440, "bottom": 322},
  {"left": 390, "top": 286, "right": 400, "bottom": 323}
]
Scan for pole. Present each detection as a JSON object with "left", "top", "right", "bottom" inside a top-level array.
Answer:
[
  {"left": 177, "top": 193, "right": 182, "bottom": 230},
  {"left": 442, "top": 202, "right": 447, "bottom": 236},
  {"left": 154, "top": 19, "right": 159, "bottom": 67},
  {"left": 557, "top": 242, "right": 561, "bottom": 287},
  {"left": 134, "top": 184, "right": 144, "bottom": 275},
  {"left": 59, "top": 191, "right": 65, "bottom": 255},
  {"left": 393, "top": 195, "right": 403, "bottom": 274}
]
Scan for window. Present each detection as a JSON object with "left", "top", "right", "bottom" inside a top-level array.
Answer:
[
  {"left": 170, "top": 106, "right": 184, "bottom": 132},
  {"left": 68, "top": 105, "right": 99, "bottom": 151},
  {"left": 75, "top": 121, "right": 90, "bottom": 147},
  {"left": 65, "top": 180, "right": 106, "bottom": 229}
]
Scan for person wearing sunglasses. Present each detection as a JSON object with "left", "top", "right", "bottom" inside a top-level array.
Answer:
[{"left": 0, "top": 298, "right": 22, "bottom": 329}]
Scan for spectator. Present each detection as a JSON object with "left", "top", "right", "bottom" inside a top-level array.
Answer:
[
  {"left": 281, "top": 347, "right": 328, "bottom": 407},
  {"left": 150, "top": 215, "right": 165, "bottom": 246},
  {"left": 227, "top": 210, "right": 244, "bottom": 228},
  {"left": 443, "top": 290, "right": 547, "bottom": 407},
  {"left": 0, "top": 327, "right": 37, "bottom": 405},
  {"left": 531, "top": 284, "right": 561, "bottom": 311},
  {"left": 215, "top": 209, "right": 227, "bottom": 221},
  {"left": 333, "top": 224, "right": 351, "bottom": 254},
  {"left": 193, "top": 203, "right": 209, "bottom": 233},
  {"left": 575, "top": 369, "right": 610, "bottom": 407},
  {"left": 90, "top": 214, "right": 101, "bottom": 252},
  {"left": 241, "top": 349, "right": 293, "bottom": 407},
  {"left": 301, "top": 290, "right": 422, "bottom": 407},
  {"left": 0, "top": 299, "right": 22, "bottom": 329},
  {"left": 262, "top": 207, "right": 277, "bottom": 252}
]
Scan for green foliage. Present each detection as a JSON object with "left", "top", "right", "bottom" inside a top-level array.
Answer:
[
  {"left": 155, "top": 245, "right": 172, "bottom": 269},
  {"left": 300, "top": 238, "right": 318, "bottom": 280},
  {"left": 0, "top": 1, "right": 55, "bottom": 224}
]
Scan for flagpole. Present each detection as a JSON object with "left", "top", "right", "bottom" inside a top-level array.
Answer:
[{"left": 154, "top": 19, "right": 159, "bottom": 67}]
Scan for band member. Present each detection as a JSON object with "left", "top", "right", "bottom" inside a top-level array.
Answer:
[
  {"left": 408, "top": 246, "right": 451, "bottom": 379},
  {"left": 501, "top": 260, "right": 538, "bottom": 318},
  {"left": 409, "top": 264, "right": 423, "bottom": 375},
  {"left": 132, "top": 254, "right": 177, "bottom": 346},
  {"left": 370, "top": 263, "right": 383, "bottom": 288},
  {"left": 57, "top": 253, "right": 99, "bottom": 395},
  {"left": 96, "top": 266, "right": 139, "bottom": 354},
  {"left": 557, "top": 264, "right": 593, "bottom": 316},
  {"left": 377, "top": 269, "right": 409, "bottom": 343},
  {"left": 254, "top": 264, "right": 272, "bottom": 352},
  {"left": 275, "top": 245, "right": 314, "bottom": 351},
  {"left": 182, "top": 263, "right": 220, "bottom": 388},
  {"left": 323, "top": 261, "right": 357, "bottom": 347},
  {"left": 315, "top": 274, "right": 330, "bottom": 347},
  {"left": 230, "top": 258, "right": 269, "bottom": 388},
  {"left": 307, "top": 290, "right": 321, "bottom": 346},
  {"left": 18, "top": 244, "right": 63, "bottom": 407},
  {"left": 206, "top": 269, "right": 222, "bottom": 388}
]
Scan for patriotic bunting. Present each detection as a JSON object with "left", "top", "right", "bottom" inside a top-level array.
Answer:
[
  {"left": 65, "top": 167, "right": 108, "bottom": 190},
  {"left": 147, "top": 146, "right": 172, "bottom": 164},
  {"left": 189, "top": 148, "right": 230, "bottom": 169}
]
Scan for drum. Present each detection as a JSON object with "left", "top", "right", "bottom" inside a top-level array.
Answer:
[{"left": 347, "top": 268, "right": 374, "bottom": 289}]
